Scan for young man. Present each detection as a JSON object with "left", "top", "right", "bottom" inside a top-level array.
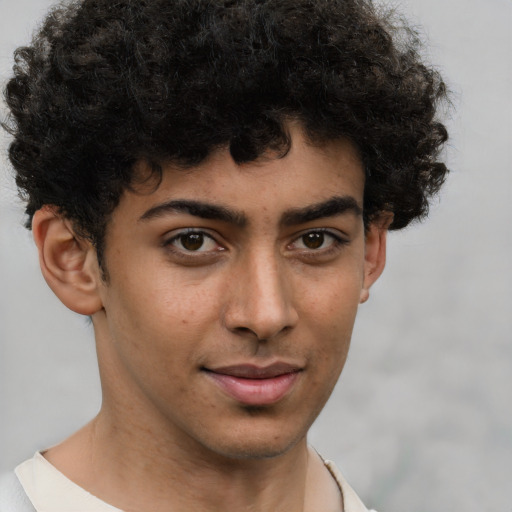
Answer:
[{"left": 0, "top": 0, "right": 449, "bottom": 510}]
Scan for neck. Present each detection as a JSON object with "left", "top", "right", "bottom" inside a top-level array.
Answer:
[{"left": 45, "top": 412, "right": 318, "bottom": 512}]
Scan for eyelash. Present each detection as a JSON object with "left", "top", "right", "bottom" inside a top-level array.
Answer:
[
  {"left": 162, "top": 228, "right": 349, "bottom": 262},
  {"left": 163, "top": 229, "right": 224, "bottom": 259},
  {"left": 287, "top": 229, "right": 349, "bottom": 259}
]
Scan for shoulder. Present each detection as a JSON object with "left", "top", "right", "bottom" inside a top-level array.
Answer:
[
  {"left": 0, "top": 471, "right": 36, "bottom": 512},
  {"left": 323, "top": 459, "right": 378, "bottom": 512}
]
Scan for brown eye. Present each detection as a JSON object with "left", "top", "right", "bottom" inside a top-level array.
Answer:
[
  {"left": 180, "top": 232, "right": 205, "bottom": 251},
  {"left": 166, "top": 230, "right": 222, "bottom": 255},
  {"left": 288, "top": 229, "right": 347, "bottom": 260},
  {"left": 302, "top": 232, "right": 324, "bottom": 249}
]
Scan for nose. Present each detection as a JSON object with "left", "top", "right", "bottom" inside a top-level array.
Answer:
[{"left": 222, "top": 249, "right": 299, "bottom": 341}]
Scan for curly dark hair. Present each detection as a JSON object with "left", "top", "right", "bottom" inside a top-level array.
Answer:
[{"left": 3, "top": 0, "right": 449, "bottom": 268}]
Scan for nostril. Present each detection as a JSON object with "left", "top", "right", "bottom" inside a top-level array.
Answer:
[
  {"left": 233, "top": 326, "right": 262, "bottom": 338},
  {"left": 230, "top": 324, "right": 295, "bottom": 342}
]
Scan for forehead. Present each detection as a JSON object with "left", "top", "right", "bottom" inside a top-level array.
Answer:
[{"left": 117, "top": 129, "right": 365, "bottom": 225}]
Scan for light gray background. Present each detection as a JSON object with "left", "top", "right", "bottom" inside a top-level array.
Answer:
[{"left": 0, "top": 0, "right": 511, "bottom": 510}]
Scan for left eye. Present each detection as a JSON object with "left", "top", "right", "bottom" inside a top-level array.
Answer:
[
  {"left": 290, "top": 230, "right": 341, "bottom": 250},
  {"left": 167, "top": 231, "right": 220, "bottom": 252}
]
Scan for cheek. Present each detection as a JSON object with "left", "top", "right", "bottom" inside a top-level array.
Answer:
[
  {"left": 298, "top": 270, "right": 363, "bottom": 383},
  {"left": 103, "top": 270, "right": 223, "bottom": 359},
  {"left": 299, "top": 269, "right": 363, "bottom": 332}
]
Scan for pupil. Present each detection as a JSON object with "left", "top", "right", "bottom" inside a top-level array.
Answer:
[
  {"left": 181, "top": 233, "right": 204, "bottom": 251},
  {"left": 303, "top": 232, "right": 324, "bottom": 249}
]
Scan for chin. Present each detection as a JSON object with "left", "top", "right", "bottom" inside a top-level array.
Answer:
[
  {"left": 211, "top": 440, "right": 300, "bottom": 461},
  {"left": 198, "top": 417, "right": 307, "bottom": 462}
]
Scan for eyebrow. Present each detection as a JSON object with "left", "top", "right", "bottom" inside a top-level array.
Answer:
[
  {"left": 139, "top": 199, "right": 247, "bottom": 226},
  {"left": 280, "top": 196, "right": 362, "bottom": 226},
  {"left": 139, "top": 195, "right": 362, "bottom": 226}
]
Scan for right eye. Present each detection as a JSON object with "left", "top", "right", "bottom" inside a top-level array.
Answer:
[{"left": 165, "top": 229, "right": 222, "bottom": 253}]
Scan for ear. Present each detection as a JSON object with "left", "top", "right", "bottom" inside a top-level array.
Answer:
[
  {"left": 360, "top": 213, "right": 393, "bottom": 304},
  {"left": 32, "top": 206, "right": 103, "bottom": 315}
]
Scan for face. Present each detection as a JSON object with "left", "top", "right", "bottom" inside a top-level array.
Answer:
[{"left": 93, "top": 127, "right": 378, "bottom": 461}]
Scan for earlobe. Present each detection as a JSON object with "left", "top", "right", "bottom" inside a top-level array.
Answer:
[
  {"left": 360, "top": 214, "right": 393, "bottom": 304},
  {"left": 32, "top": 207, "right": 103, "bottom": 315}
]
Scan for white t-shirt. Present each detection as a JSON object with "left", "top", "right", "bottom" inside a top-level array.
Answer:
[{"left": 16, "top": 452, "right": 374, "bottom": 512}]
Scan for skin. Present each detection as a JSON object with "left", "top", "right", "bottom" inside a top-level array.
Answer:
[{"left": 32, "top": 124, "right": 389, "bottom": 511}]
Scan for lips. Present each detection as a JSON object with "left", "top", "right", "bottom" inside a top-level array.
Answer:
[{"left": 203, "top": 363, "right": 302, "bottom": 406}]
